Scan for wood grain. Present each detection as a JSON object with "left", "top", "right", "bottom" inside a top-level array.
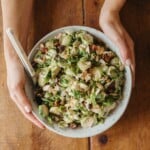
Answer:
[
  {"left": 84, "top": 0, "right": 150, "bottom": 150},
  {"left": 0, "top": 0, "right": 150, "bottom": 150},
  {"left": 0, "top": 1, "right": 88, "bottom": 150},
  {"left": 84, "top": 0, "right": 104, "bottom": 29}
]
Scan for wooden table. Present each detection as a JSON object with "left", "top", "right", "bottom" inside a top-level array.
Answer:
[{"left": 0, "top": 0, "right": 150, "bottom": 149}]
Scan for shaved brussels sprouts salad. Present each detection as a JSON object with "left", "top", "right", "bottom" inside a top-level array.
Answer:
[{"left": 32, "top": 30, "right": 125, "bottom": 129}]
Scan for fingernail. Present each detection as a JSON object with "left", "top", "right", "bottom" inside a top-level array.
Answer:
[
  {"left": 125, "top": 59, "right": 131, "bottom": 66},
  {"left": 24, "top": 106, "right": 31, "bottom": 113}
]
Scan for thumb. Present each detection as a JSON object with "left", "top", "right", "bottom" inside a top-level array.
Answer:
[
  {"left": 114, "top": 36, "right": 130, "bottom": 64},
  {"left": 101, "top": 23, "right": 130, "bottom": 64}
]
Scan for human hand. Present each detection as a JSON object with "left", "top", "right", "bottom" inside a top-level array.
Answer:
[
  {"left": 6, "top": 58, "right": 45, "bottom": 129},
  {"left": 99, "top": 11, "right": 135, "bottom": 87}
]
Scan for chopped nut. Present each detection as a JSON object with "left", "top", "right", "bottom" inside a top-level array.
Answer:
[
  {"left": 40, "top": 43, "right": 45, "bottom": 49},
  {"left": 60, "top": 99, "right": 66, "bottom": 105},
  {"left": 81, "top": 71, "right": 91, "bottom": 82},
  {"left": 69, "top": 123, "right": 78, "bottom": 129},
  {"left": 42, "top": 47, "right": 48, "bottom": 53},
  {"left": 90, "top": 44, "right": 97, "bottom": 51},
  {"left": 54, "top": 116, "right": 60, "bottom": 122},
  {"left": 54, "top": 100, "right": 61, "bottom": 107},
  {"left": 96, "top": 46, "right": 105, "bottom": 55},
  {"left": 43, "top": 85, "right": 50, "bottom": 91},
  {"left": 96, "top": 83, "right": 103, "bottom": 90},
  {"left": 101, "top": 51, "right": 114, "bottom": 63},
  {"left": 40, "top": 43, "right": 48, "bottom": 53}
]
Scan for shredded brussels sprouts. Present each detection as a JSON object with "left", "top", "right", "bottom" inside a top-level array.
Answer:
[{"left": 32, "top": 30, "right": 125, "bottom": 129}]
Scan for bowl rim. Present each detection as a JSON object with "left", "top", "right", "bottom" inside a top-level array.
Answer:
[{"left": 27, "top": 25, "right": 132, "bottom": 138}]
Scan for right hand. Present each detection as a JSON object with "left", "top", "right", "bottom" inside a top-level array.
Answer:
[
  {"left": 6, "top": 57, "right": 45, "bottom": 129},
  {"left": 99, "top": 11, "right": 135, "bottom": 87}
]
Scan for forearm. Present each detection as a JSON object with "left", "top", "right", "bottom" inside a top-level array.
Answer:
[
  {"left": 1, "top": 0, "right": 34, "bottom": 64},
  {"left": 101, "top": 0, "right": 126, "bottom": 13},
  {"left": 99, "top": 0, "right": 135, "bottom": 82}
]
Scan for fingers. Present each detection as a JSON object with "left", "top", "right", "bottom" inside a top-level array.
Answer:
[
  {"left": 101, "top": 22, "right": 135, "bottom": 87},
  {"left": 123, "top": 30, "right": 135, "bottom": 66},
  {"left": 15, "top": 87, "right": 32, "bottom": 113},
  {"left": 14, "top": 98, "right": 45, "bottom": 129},
  {"left": 115, "top": 26, "right": 135, "bottom": 87},
  {"left": 102, "top": 23, "right": 129, "bottom": 63},
  {"left": 10, "top": 86, "right": 45, "bottom": 129},
  {"left": 115, "top": 32, "right": 135, "bottom": 87},
  {"left": 123, "top": 30, "right": 135, "bottom": 87},
  {"left": 114, "top": 36, "right": 129, "bottom": 63}
]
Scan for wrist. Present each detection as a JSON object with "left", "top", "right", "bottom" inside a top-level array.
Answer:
[
  {"left": 3, "top": 32, "right": 27, "bottom": 63},
  {"left": 101, "top": 0, "right": 126, "bottom": 14},
  {"left": 4, "top": 43, "right": 21, "bottom": 69},
  {"left": 5, "top": 53, "right": 20, "bottom": 67},
  {"left": 99, "top": 10, "right": 120, "bottom": 27}
]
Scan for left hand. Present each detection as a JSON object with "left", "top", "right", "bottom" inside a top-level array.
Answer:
[
  {"left": 6, "top": 56, "right": 45, "bottom": 129},
  {"left": 99, "top": 11, "right": 135, "bottom": 87}
]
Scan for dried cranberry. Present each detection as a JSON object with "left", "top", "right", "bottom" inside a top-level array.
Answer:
[
  {"left": 105, "top": 81, "right": 115, "bottom": 94},
  {"left": 90, "top": 44, "right": 97, "bottom": 51},
  {"left": 54, "top": 39, "right": 60, "bottom": 47},
  {"left": 41, "top": 47, "right": 48, "bottom": 53},
  {"left": 58, "top": 45, "right": 65, "bottom": 51}
]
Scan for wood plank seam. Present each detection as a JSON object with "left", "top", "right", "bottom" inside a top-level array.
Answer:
[{"left": 82, "top": 0, "right": 85, "bottom": 25}]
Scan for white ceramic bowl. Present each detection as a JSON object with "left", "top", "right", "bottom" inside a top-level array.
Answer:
[{"left": 25, "top": 26, "right": 132, "bottom": 138}]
